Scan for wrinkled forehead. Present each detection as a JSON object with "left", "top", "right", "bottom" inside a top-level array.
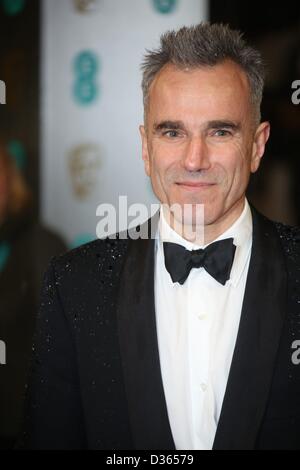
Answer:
[{"left": 147, "top": 61, "right": 252, "bottom": 120}]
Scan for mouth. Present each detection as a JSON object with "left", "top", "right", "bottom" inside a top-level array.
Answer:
[{"left": 176, "top": 182, "right": 216, "bottom": 191}]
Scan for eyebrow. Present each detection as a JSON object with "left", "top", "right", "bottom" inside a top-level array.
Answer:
[
  {"left": 153, "top": 121, "right": 185, "bottom": 132},
  {"left": 205, "top": 120, "right": 241, "bottom": 132},
  {"left": 153, "top": 119, "right": 241, "bottom": 133}
]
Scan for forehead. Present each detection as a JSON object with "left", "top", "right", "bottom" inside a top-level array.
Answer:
[{"left": 147, "top": 61, "right": 251, "bottom": 123}]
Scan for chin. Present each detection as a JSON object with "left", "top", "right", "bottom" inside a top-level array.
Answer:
[{"left": 165, "top": 200, "right": 204, "bottom": 229}]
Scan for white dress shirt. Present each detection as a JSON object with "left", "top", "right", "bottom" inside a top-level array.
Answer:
[{"left": 154, "top": 199, "right": 253, "bottom": 450}]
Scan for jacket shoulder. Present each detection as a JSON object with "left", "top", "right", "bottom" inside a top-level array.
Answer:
[
  {"left": 271, "top": 221, "right": 300, "bottom": 287},
  {"left": 273, "top": 221, "right": 300, "bottom": 260},
  {"left": 47, "top": 236, "right": 130, "bottom": 282}
]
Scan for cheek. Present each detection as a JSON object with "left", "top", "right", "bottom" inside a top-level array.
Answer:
[
  {"left": 231, "top": 158, "right": 251, "bottom": 198},
  {"left": 148, "top": 148, "right": 182, "bottom": 204},
  {"left": 150, "top": 146, "right": 176, "bottom": 180},
  {"left": 215, "top": 144, "right": 250, "bottom": 191}
]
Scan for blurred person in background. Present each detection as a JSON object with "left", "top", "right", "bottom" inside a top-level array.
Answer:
[{"left": 0, "top": 140, "right": 66, "bottom": 449}]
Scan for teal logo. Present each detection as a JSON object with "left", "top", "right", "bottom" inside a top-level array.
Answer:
[
  {"left": 70, "top": 234, "right": 95, "bottom": 249},
  {"left": 0, "top": 243, "right": 11, "bottom": 273},
  {"left": 73, "top": 51, "right": 100, "bottom": 106},
  {"left": 7, "top": 140, "right": 27, "bottom": 171},
  {"left": 152, "top": 0, "right": 177, "bottom": 14},
  {"left": 1, "top": 0, "right": 26, "bottom": 16}
]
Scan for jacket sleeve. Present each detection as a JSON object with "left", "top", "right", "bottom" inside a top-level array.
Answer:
[{"left": 17, "top": 257, "right": 87, "bottom": 449}]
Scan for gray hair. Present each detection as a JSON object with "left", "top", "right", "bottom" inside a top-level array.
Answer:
[{"left": 141, "top": 22, "right": 265, "bottom": 125}]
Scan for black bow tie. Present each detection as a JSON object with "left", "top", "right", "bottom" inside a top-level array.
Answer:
[{"left": 163, "top": 238, "right": 236, "bottom": 286}]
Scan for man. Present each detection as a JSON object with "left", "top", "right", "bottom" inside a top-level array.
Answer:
[
  {"left": 20, "top": 23, "right": 300, "bottom": 450},
  {"left": 0, "top": 141, "right": 66, "bottom": 449}
]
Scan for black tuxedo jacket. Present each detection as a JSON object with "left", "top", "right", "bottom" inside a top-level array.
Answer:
[{"left": 20, "top": 206, "right": 300, "bottom": 450}]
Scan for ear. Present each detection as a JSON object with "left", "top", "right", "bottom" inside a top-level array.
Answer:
[
  {"left": 250, "top": 121, "right": 270, "bottom": 173},
  {"left": 139, "top": 125, "right": 150, "bottom": 176}
]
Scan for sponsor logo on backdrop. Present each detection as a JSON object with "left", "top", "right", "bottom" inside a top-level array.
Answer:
[
  {"left": 69, "top": 143, "right": 101, "bottom": 199},
  {"left": 152, "top": 0, "right": 178, "bottom": 14},
  {"left": 1, "top": 0, "right": 26, "bottom": 16},
  {"left": 73, "top": 50, "right": 100, "bottom": 106},
  {"left": 0, "top": 79, "right": 5, "bottom": 104},
  {"left": 73, "top": 0, "right": 101, "bottom": 13}
]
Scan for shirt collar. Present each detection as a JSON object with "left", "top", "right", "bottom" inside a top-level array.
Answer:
[{"left": 158, "top": 199, "right": 253, "bottom": 287}]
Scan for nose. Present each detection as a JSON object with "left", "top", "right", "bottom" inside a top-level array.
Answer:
[{"left": 182, "top": 136, "right": 211, "bottom": 172}]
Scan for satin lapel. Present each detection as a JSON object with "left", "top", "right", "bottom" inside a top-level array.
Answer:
[
  {"left": 213, "top": 208, "right": 288, "bottom": 450},
  {"left": 116, "top": 216, "right": 175, "bottom": 450}
]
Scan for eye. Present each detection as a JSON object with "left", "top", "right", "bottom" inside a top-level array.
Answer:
[
  {"left": 163, "top": 130, "right": 180, "bottom": 138},
  {"left": 214, "top": 129, "right": 231, "bottom": 137}
]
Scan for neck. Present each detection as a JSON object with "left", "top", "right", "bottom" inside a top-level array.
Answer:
[
  {"left": 203, "top": 198, "right": 246, "bottom": 245},
  {"left": 164, "top": 197, "right": 246, "bottom": 246}
]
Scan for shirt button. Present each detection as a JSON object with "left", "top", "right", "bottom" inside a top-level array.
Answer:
[{"left": 200, "top": 383, "right": 207, "bottom": 392}]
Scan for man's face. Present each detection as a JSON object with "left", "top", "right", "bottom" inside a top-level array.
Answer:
[{"left": 140, "top": 61, "right": 270, "bottom": 230}]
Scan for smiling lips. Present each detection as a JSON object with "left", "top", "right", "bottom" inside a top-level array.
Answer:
[{"left": 176, "top": 182, "right": 216, "bottom": 191}]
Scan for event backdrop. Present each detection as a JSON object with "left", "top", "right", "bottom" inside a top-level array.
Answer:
[{"left": 41, "top": 0, "right": 207, "bottom": 246}]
